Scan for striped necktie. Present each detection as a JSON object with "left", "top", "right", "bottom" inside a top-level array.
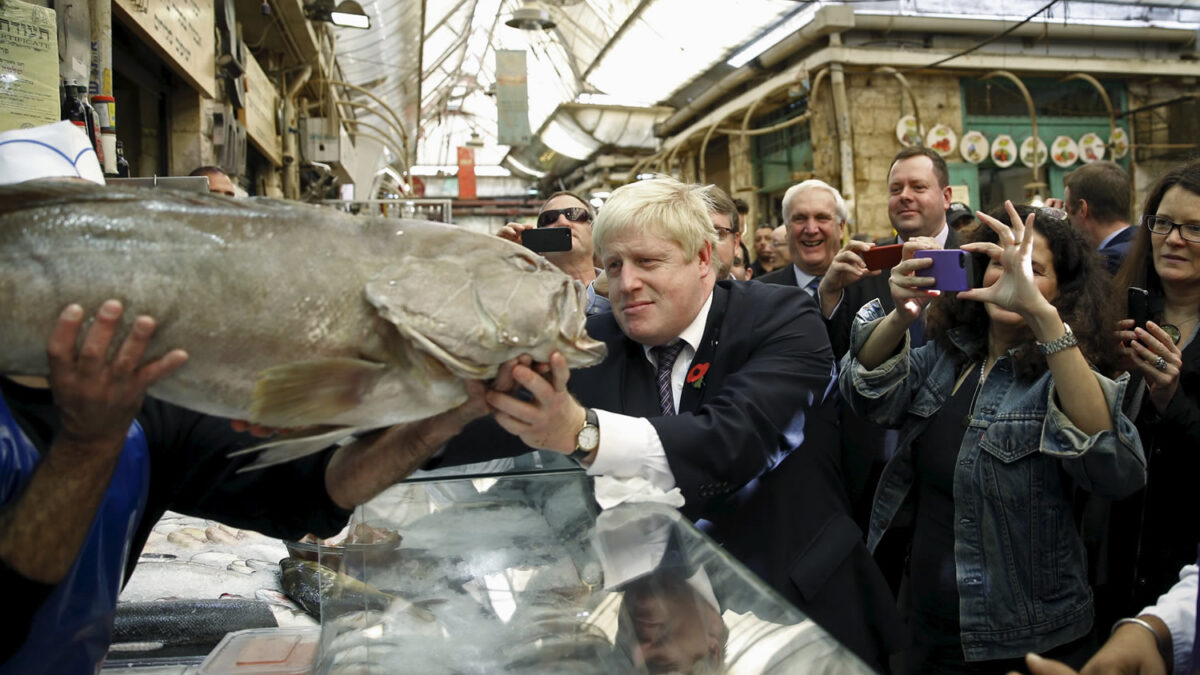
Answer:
[
  {"left": 805, "top": 275, "right": 822, "bottom": 297},
  {"left": 651, "top": 341, "right": 686, "bottom": 416}
]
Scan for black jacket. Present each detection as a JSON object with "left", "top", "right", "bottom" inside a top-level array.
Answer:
[{"left": 443, "top": 280, "right": 905, "bottom": 670}]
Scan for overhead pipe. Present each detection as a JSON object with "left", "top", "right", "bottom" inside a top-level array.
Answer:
[
  {"left": 1059, "top": 73, "right": 1116, "bottom": 139},
  {"left": 875, "top": 66, "right": 921, "bottom": 145},
  {"left": 342, "top": 119, "right": 407, "bottom": 165},
  {"left": 829, "top": 34, "right": 856, "bottom": 224},
  {"left": 317, "top": 78, "right": 413, "bottom": 166},
  {"left": 333, "top": 99, "right": 411, "bottom": 175},
  {"left": 982, "top": 70, "right": 1045, "bottom": 197}
]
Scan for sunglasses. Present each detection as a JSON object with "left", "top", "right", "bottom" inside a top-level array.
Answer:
[
  {"left": 1143, "top": 214, "right": 1200, "bottom": 243},
  {"left": 537, "top": 207, "right": 592, "bottom": 228}
]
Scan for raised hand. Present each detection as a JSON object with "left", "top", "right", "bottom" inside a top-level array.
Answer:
[
  {"left": 48, "top": 300, "right": 188, "bottom": 450},
  {"left": 958, "top": 200, "right": 1053, "bottom": 320},
  {"left": 1128, "top": 321, "right": 1184, "bottom": 413},
  {"left": 818, "top": 240, "right": 881, "bottom": 317},
  {"left": 886, "top": 237, "right": 941, "bottom": 324},
  {"left": 496, "top": 221, "right": 534, "bottom": 245}
]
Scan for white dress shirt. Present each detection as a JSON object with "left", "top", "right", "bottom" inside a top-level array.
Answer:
[
  {"left": 1143, "top": 563, "right": 1197, "bottom": 673},
  {"left": 587, "top": 291, "right": 715, "bottom": 493}
]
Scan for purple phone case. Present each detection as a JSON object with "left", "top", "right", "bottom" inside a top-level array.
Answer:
[{"left": 913, "top": 250, "right": 974, "bottom": 292}]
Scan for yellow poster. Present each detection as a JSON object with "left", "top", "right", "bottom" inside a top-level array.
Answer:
[{"left": 0, "top": 0, "right": 60, "bottom": 131}]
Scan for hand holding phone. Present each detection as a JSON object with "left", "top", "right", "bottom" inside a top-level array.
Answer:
[
  {"left": 913, "top": 249, "right": 976, "bottom": 292},
  {"left": 862, "top": 243, "right": 903, "bottom": 271}
]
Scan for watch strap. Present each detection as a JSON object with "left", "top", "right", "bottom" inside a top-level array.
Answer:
[{"left": 1037, "top": 322, "right": 1078, "bottom": 356}]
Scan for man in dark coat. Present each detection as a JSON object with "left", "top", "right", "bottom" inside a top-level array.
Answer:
[{"left": 441, "top": 175, "right": 903, "bottom": 671}]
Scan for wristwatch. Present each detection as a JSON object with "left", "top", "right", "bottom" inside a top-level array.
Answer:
[
  {"left": 571, "top": 408, "right": 599, "bottom": 463},
  {"left": 1037, "top": 322, "right": 1078, "bottom": 356}
]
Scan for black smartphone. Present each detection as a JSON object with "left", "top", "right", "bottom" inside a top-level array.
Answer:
[
  {"left": 1128, "top": 287, "right": 1150, "bottom": 331},
  {"left": 521, "top": 227, "right": 572, "bottom": 253}
]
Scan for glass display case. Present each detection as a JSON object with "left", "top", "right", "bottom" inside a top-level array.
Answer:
[{"left": 305, "top": 456, "right": 873, "bottom": 674}]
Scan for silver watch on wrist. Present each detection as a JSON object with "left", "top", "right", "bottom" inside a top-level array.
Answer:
[
  {"left": 1037, "top": 322, "right": 1078, "bottom": 356},
  {"left": 570, "top": 408, "right": 599, "bottom": 462}
]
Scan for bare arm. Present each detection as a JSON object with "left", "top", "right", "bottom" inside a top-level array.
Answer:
[
  {"left": 856, "top": 242, "right": 938, "bottom": 370},
  {"left": 959, "top": 203, "right": 1112, "bottom": 435},
  {"left": 324, "top": 381, "right": 490, "bottom": 509},
  {"left": 0, "top": 301, "right": 187, "bottom": 583}
]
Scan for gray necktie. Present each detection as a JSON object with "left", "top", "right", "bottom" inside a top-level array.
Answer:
[{"left": 651, "top": 341, "right": 686, "bottom": 416}]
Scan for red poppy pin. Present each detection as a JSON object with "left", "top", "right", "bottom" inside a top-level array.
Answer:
[{"left": 686, "top": 362, "right": 710, "bottom": 389}]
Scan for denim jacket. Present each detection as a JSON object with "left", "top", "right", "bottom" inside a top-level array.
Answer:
[{"left": 838, "top": 300, "right": 1147, "bottom": 661}]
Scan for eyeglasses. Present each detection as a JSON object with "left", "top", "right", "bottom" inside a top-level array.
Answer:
[
  {"left": 1039, "top": 206, "right": 1068, "bottom": 221},
  {"left": 537, "top": 207, "right": 592, "bottom": 228},
  {"left": 1143, "top": 214, "right": 1200, "bottom": 243},
  {"left": 714, "top": 225, "right": 736, "bottom": 240}
]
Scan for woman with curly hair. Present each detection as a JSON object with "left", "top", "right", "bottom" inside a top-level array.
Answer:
[
  {"left": 838, "top": 201, "right": 1146, "bottom": 673},
  {"left": 1091, "top": 160, "right": 1200, "bottom": 639}
]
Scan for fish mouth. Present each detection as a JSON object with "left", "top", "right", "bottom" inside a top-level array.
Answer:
[{"left": 562, "top": 333, "right": 607, "bottom": 367}]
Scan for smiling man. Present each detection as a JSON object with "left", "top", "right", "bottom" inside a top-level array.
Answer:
[
  {"left": 438, "top": 175, "right": 904, "bottom": 671},
  {"left": 757, "top": 179, "right": 846, "bottom": 296},
  {"left": 820, "top": 146, "right": 958, "bottom": 357}
]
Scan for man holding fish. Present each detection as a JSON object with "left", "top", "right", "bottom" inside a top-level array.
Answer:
[{"left": 0, "top": 122, "right": 536, "bottom": 673}]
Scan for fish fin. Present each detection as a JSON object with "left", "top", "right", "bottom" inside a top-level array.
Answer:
[
  {"left": 230, "top": 425, "right": 374, "bottom": 471},
  {"left": 250, "top": 358, "right": 386, "bottom": 427}
]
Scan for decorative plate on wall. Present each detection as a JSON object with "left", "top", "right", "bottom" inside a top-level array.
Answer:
[
  {"left": 896, "top": 115, "right": 924, "bottom": 147},
  {"left": 926, "top": 124, "right": 957, "bottom": 156},
  {"left": 991, "top": 134, "right": 1017, "bottom": 168},
  {"left": 960, "top": 131, "right": 989, "bottom": 164},
  {"left": 1110, "top": 128, "right": 1129, "bottom": 159},
  {"left": 1051, "top": 136, "right": 1079, "bottom": 168},
  {"left": 1079, "top": 133, "right": 1106, "bottom": 163},
  {"left": 1019, "top": 136, "right": 1048, "bottom": 168}
]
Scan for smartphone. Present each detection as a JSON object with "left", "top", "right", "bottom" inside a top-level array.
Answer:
[
  {"left": 1128, "top": 287, "right": 1150, "bottom": 331},
  {"left": 862, "top": 243, "right": 904, "bottom": 271},
  {"left": 913, "top": 249, "right": 976, "bottom": 292},
  {"left": 521, "top": 227, "right": 572, "bottom": 253}
]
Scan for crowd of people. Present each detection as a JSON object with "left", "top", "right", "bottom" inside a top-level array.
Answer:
[{"left": 3, "top": 119, "right": 1200, "bottom": 674}]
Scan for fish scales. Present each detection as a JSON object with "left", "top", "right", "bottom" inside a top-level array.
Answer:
[{"left": 0, "top": 181, "right": 605, "bottom": 453}]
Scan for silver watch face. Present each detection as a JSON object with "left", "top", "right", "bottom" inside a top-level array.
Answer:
[{"left": 577, "top": 426, "right": 599, "bottom": 452}]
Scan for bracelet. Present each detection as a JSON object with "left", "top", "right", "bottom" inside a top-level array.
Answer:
[
  {"left": 1036, "top": 322, "right": 1078, "bottom": 356},
  {"left": 1112, "top": 617, "right": 1171, "bottom": 668}
]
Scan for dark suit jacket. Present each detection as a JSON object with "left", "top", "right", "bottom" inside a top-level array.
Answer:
[
  {"left": 440, "top": 280, "right": 903, "bottom": 670},
  {"left": 1099, "top": 225, "right": 1135, "bottom": 276},
  {"left": 755, "top": 264, "right": 800, "bottom": 287}
]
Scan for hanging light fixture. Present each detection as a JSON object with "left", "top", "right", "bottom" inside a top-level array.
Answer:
[
  {"left": 306, "top": 0, "right": 371, "bottom": 29},
  {"left": 466, "top": 131, "right": 485, "bottom": 148},
  {"left": 505, "top": 1, "right": 555, "bottom": 30}
]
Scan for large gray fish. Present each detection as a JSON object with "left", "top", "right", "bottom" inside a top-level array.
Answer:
[{"left": 0, "top": 180, "right": 605, "bottom": 464}]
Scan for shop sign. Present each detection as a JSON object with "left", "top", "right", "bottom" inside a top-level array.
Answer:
[
  {"left": 241, "top": 49, "right": 281, "bottom": 166},
  {"left": 0, "top": 0, "right": 59, "bottom": 132},
  {"left": 113, "top": 0, "right": 215, "bottom": 98}
]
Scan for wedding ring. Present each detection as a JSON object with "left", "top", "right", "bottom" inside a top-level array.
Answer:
[{"left": 1154, "top": 356, "right": 1168, "bottom": 371}]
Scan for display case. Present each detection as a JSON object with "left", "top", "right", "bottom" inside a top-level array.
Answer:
[{"left": 304, "top": 456, "right": 873, "bottom": 674}]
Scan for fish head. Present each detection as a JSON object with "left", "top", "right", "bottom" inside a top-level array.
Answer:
[{"left": 366, "top": 230, "right": 606, "bottom": 379}]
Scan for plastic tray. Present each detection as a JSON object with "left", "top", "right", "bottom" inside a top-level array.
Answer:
[{"left": 197, "top": 627, "right": 319, "bottom": 674}]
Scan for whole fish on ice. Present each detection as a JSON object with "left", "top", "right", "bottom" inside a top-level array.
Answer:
[{"left": 0, "top": 180, "right": 605, "bottom": 464}]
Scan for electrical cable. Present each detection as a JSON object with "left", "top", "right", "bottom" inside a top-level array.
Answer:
[{"left": 900, "top": 0, "right": 1060, "bottom": 73}]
